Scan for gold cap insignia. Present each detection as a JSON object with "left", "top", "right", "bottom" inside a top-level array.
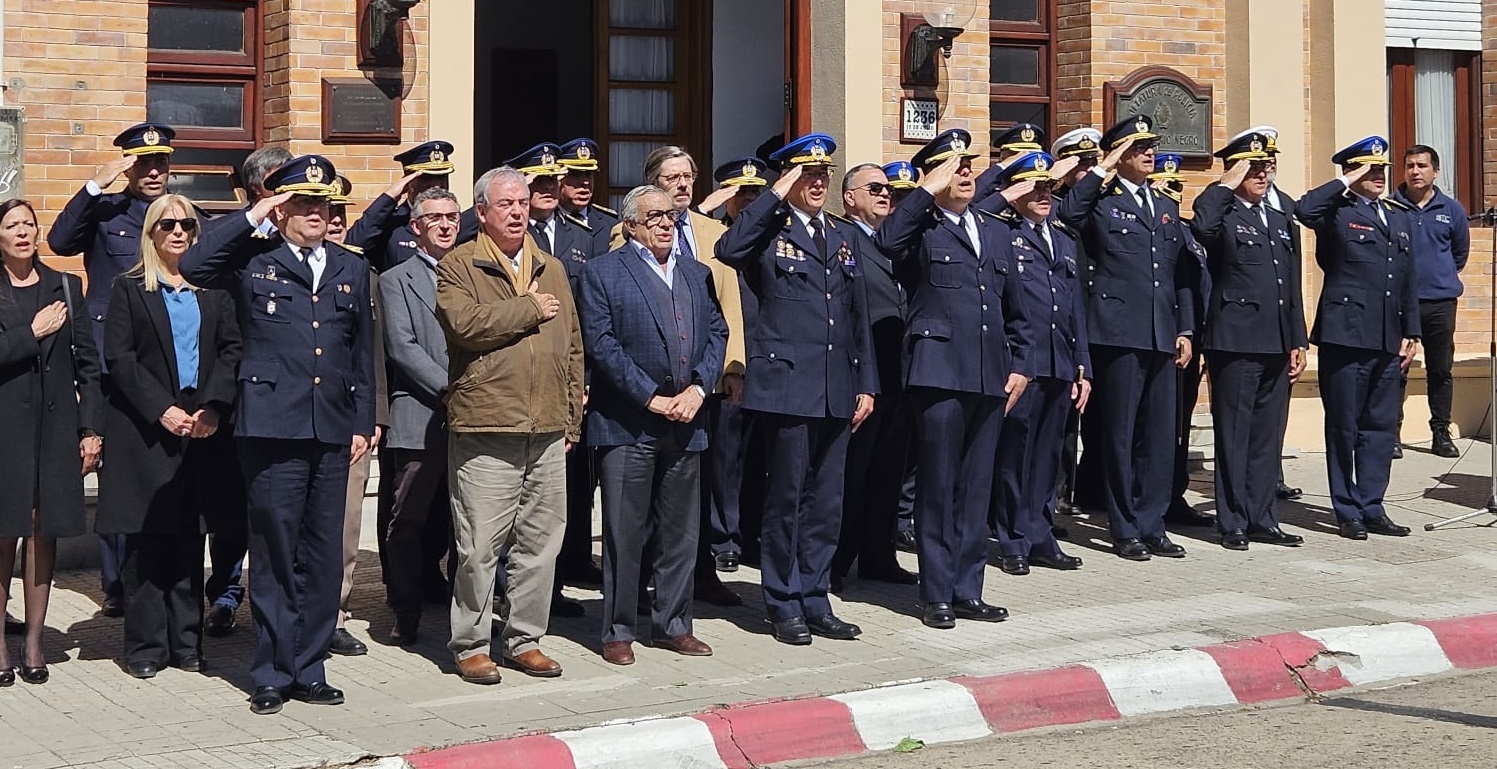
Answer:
[
  {"left": 1164, "top": 158, "right": 1178, "bottom": 173},
  {"left": 898, "top": 166, "right": 912, "bottom": 181},
  {"left": 431, "top": 149, "right": 446, "bottom": 163},
  {"left": 742, "top": 162, "right": 758, "bottom": 179},
  {"left": 1370, "top": 140, "right": 1385, "bottom": 157},
  {"left": 951, "top": 135, "right": 967, "bottom": 154},
  {"left": 810, "top": 141, "right": 827, "bottom": 161},
  {"left": 577, "top": 145, "right": 592, "bottom": 160},
  {"left": 1265, "top": 136, "right": 1278, "bottom": 153},
  {"left": 1249, "top": 138, "right": 1263, "bottom": 154},
  {"left": 1135, "top": 117, "right": 1149, "bottom": 134},
  {"left": 305, "top": 164, "right": 325, "bottom": 184},
  {"left": 541, "top": 151, "right": 555, "bottom": 166},
  {"left": 1078, "top": 137, "right": 1096, "bottom": 150},
  {"left": 1020, "top": 126, "right": 1036, "bottom": 143},
  {"left": 143, "top": 128, "right": 161, "bottom": 146},
  {"left": 1034, "top": 156, "right": 1049, "bottom": 172}
]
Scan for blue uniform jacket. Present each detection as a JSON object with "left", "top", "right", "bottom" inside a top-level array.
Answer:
[
  {"left": 181, "top": 215, "right": 377, "bottom": 443},
  {"left": 875, "top": 187, "right": 1033, "bottom": 395},
  {"left": 1190, "top": 183, "right": 1308, "bottom": 355},
  {"left": 45, "top": 187, "right": 153, "bottom": 354},
  {"left": 995, "top": 211, "right": 1088, "bottom": 381},
  {"left": 1297, "top": 179, "right": 1421, "bottom": 354},
  {"left": 343, "top": 193, "right": 480, "bottom": 271},
  {"left": 563, "top": 205, "right": 622, "bottom": 261},
  {"left": 1393, "top": 185, "right": 1470, "bottom": 302},
  {"left": 579, "top": 244, "right": 728, "bottom": 451},
  {"left": 715, "top": 191, "right": 878, "bottom": 419}
]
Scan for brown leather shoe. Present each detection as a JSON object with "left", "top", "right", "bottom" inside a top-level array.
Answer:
[
  {"left": 601, "top": 641, "right": 635, "bottom": 666},
  {"left": 456, "top": 654, "right": 502, "bottom": 685},
  {"left": 505, "top": 648, "right": 563, "bottom": 677},
  {"left": 655, "top": 633, "right": 713, "bottom": 657}
]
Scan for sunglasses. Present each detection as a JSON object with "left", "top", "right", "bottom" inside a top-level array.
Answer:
[
  {"left": 857, "top": 182, "right": 892, "bottom": 196},
  {"left": 156, "top": 217, "right": 198, "bottom": 233}
]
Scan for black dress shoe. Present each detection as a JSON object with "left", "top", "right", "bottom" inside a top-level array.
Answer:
[
  {"left": 1338, "top": 520, "right": 1369, "bottom": 540},
  {"left": 328, "top": 629, "right": 368, "bottom": 656},
  {"left": 550, "top": 595, "right": 587, "bottom": 617},
  {"left": 770, "top": 617, "right": 812, "bottom": 645},
  {"left": 892, "top": 530, "right": 917, "bottom": 553},
  {"left": 1275, "top": 482, "right": 1303, "bottom": 501},
  {"left": 390, "top": 618, "right": 419, "bottom": 647},
  {"left": 101, "top": 594, "right": 125, "bottom": 618},
  {"left": 1029, "top": 551, "right": 1083, "bottom": 570},
  {"left": 288, "top": 682, "right": 345, "bottom": 705},
  {"left": 171, "top": 654, "right": 203, "bottom": 673},
  {"left": 1164, "top": 505, "right": 1215, "bottom": 527},
  {"left": 3, "top": 613, "right": 23, "bottom": 635},
  {"left": 1247, "top": 527, "right": 1304, "bottom": 547},
  {"left": 124, "top": 660, "right": 159, "bottom": 679},
  {"left": 860, "top": 565, "right": 920, "bottom": 585},
  {"left": 1392, "top": 443, "right": 1404, "bottom": 459},
  {"left": 1432, "top": 430, "right": 1460, "bottom": 458},
  {"left": 1364, "top": 517, "right": 1412, "bottom": 537},
  {"left": 952, "top": 599, "right": 1008, "bottom": 622},
  {"left": 1143, "top": 536, "right": 1187, "bottom": 557},
  {"left": 694, "top": 579, "right": 744, "bottom": 607},
  {"left": 1113, "top": 539, "right": 1151, "bottom": 561},
  {"left": 714, "top": 552, "right": 740, "bottom": 573},
  {"left": 250, "top": 686, "right": 284, "bottom": 715},
  {"left": 999, "top": 555, "right": 1030, "bottom": 576},
  {"left": 921, "top": 602, "right": 956, "bottom": 629},
  {"left": 1056, "top": 500, "right": 1083, "bottom": 516},
  {"left": 1220, "top": 530, "right": 1250, "bottom": 551},
  {"left": 805, "top": 613, "right": 861, "bottom": 640},
  {"left": 205, "top": 605, "right": 236, "bottom": 637},
  {"left": 0, "top": 668, "right": 12, "bottom": 687}
]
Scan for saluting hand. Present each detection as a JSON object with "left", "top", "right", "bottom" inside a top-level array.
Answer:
[
  {"left": 529, "top": 281, "right": 561, "bottom": 321},
  {"left": 697, "top": 185, "right": 740, "bottom": 213},
  {"left": 1098, "top": 136, "right": 1136, "bottom": 173},
  {"left": 30, "top": 301, "right": 67, "bottom": 340},
  {"left": 1343, "top": 162, "right": 1375, "bottom": 186},
  {"left": 1221, "top": 158, "right": 1252, "bottom": 190},
  {"left": 920, "top": 155, "right": 962, "bottom": 196},
  {"left": 91, "top": 156, "right": 136, "bottom": 190},
  {"left": 1049, "top": 154, "right": 1081, "bottom": 182},
  {"left": 770, "top": 165, "right": 803, "bottom": 200},
  {"left": 385, "top": 170, "right": 425, "bottom": 202},
  {"left": 1000, "top": 178, "right": 1037, "bottom": 204},
  {"left": 250, "top": 190, "right": 296, "bottom": 226}
]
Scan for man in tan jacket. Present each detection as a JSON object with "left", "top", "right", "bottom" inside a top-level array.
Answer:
[{"left": 436, "top": 164, "right": 584, "bottom": 684}]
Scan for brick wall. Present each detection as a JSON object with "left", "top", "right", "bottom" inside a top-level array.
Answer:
[
  {"left": 879, "top": 1, "right": 992, "bottom": 165},
  {"left": 2, "top": 0, "right": 430, "bottom": 275}
]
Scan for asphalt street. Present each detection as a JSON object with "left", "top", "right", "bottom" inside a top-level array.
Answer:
[{"left": 782, "top": 669, "right": 1497, "bottom": 768}]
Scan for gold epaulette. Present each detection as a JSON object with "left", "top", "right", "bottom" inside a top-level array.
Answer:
[
  {"left": 591, "top": 203, "right": 618, "bottom": 217},
  {"left": 339, "top": 242, "right": 365, "bottom": 255},
  {"left": 827, "top": 211, "right": 856, "bottom": 227},
  {"left": 1381, "top": 196, "right": 1412, "bottom": 212},
  {"left": 560, "top": 210, "right": 593, "bottom": 232}
]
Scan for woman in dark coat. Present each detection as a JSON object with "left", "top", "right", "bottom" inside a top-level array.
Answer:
[
  {"left": 0, "top": 198, "right": 103, "bottom": 686},
  {"left": 96, "top": 193, "right": 242, "bottom": 678}
]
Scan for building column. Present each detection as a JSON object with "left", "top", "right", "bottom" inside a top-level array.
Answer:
[{"left": 429, "top": 0, "right": 475, "bottom": 206}]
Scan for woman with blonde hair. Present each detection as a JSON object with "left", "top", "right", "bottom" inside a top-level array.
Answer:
[
  {"left": 96, "top": 194, "right": 243, "bottom": 678},
  {"left": 0, "top": 198, "right": 102, "bottom": 686}
]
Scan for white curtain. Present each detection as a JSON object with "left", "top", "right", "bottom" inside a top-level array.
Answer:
[
  {"left": 610, "top": 35, "right": 674, "bottom": 82},
  {"left": 1413, "top": 49, "right": 1457, "bottom": 195},
  {"left": 610, "top": 0, "right": 674, "bottom": 28}
]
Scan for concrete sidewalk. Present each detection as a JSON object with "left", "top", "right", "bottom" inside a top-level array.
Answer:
[{"left": 4, "top": 439, "right": 1497, "bottom": 769}]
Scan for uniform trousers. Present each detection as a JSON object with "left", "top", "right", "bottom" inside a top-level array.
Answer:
[
  {"left": 994, "top": 377, "right": 1072, "bottom": 558},
  {"left": 755, "top": 412, "right": 850, "bottom": 622},
  {"left": 598, "top": 440, "right": 699, "bottom": 644},
  {"left": 703, "top": 395, "right": 747, "bottom": 558},
  {"left": 1171, "top": 353, "right": 1204, "bottom": 511},
  {"left": 384, "top": 448, "right": 449, "bottom": 621},
  {"left": 1208, "top": 352, "right": 1291, "bottom": 533},
  {"left": 121, "top": 532, "right": 204, "bottom": 666},
  {"left": 1319, "top": 344, "right": 1401, "bottom": 523},
  {"left": 910, "top": 388, "right": 1004, "bottom": 604},
  {"left": 833, "top": 389, "right": 909, "bottom": 579},
  {"left": 448, "top": 431, "right": 565, "bottom": 661},
  {"left": 239, "top": 438, "right": 349, "bottom": 690},
  {"left": 1089, "top": 345, "right": 1176, "bottom": 541},
  {"left": 559, "top": 443, "right": 598, "bottom": 577}
]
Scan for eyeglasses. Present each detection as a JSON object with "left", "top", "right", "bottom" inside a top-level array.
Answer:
[
  {"left": 658, "top": 172, "right": 697, "bottom": 185},
  {"left": 856, "top": 182, "right": 892, "bottom": 196},
  {"left": 155, "top": 217, "right": 198, "bottom": 233},
  {"left": 634, "top": 209, "right": 683, "bottom": 226},
  {"left": 417, "top": 212, "right": 462, "bottom": 225}
]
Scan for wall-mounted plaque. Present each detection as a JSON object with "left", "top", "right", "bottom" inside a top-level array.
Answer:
[
  {"left": 0, "top": 108, "right": 25, "bottom": 200},
  {"left": 1104, "top": 66, "right": 1213, "bottom": 160},
  {"left": 322, "top": 78, "right": 402, "bottom": 144}
]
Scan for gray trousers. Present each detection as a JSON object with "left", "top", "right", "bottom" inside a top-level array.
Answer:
[
  {"left": 598, "top": 441, "right": 700, "bottom": 644},
  {"left": 448, "top": 431, "right": 566, "bottom": 661}
]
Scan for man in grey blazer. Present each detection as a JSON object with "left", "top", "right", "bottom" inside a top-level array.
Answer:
[
  {"left": 579, "top": 185, "right": 728, "bottom": 666},
  {"left": 378, "top": 187, "right": 462, "bottom": 645}
]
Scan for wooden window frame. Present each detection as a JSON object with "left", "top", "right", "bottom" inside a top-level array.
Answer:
[
  {"left": 147, "top": 0, "right": 262, "bottom": 149},
  {"left": 1386, "top": 47, "right": 1484, "bottom": 212},
  {"left": 988, "top": 0, "right": 1056, "bottom": 157}
]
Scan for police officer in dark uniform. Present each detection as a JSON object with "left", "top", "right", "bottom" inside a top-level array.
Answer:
[
  {"left": 989, "top": 152, "right": 1088, "bottom": 575},
  {"left": 883, "top": 160, "right": 920, "bottom": 210},
  {"left": 878, "top": 159, "right": 921, "bottom": 551},
  {"left": 716, "top": 132, "right": 878, "bottom": 645},
  {"left": 47, "top": 121, "right": 179, "bottom": 618},
  {"left": 1060, "top": 115, "right": 1196, "bottom": 560},
  {"left": 181, "top": 155, "right": 376, "bottom": 715},
  {"left": 345, "top": 141, "right": 479, "bottom": 270},
  {"left": 974, "top": 123, "right": 1046, "bottom": 203},
  {"left": 556, "top": 138, "right": 621, "bottom": 257},
  {"left": 1190, "top": 132, "right": 1307, "bottom": 550},
  {"left": 875, "top": 129, "right": 1031, "bottom": 629},
  {"left": 507, "top": 143, "right": 604, "bottom": 600},
  {"left": 1297, "top": 136, "right": 1419, "bottom": 540}
]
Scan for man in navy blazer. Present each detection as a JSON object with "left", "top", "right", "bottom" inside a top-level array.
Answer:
[
  {"left": 1297, "top": 136, "right": 1420, "bottom": 540},
  {"left": 181, "top": 155, "right": 375, "bottom": 716},
  {"left": 716, "top": 132, "right": 878, "bottom": 645},
  {"left": 875, "top": 129, "right": 1031, "bottom": 629},
  {"left": 580, "top": 185, "right": 727, "bottom": 666}
]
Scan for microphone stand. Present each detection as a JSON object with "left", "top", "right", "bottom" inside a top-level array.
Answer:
[{"left": 1425, "top": 205, "right": 1497, "bottom": 530}]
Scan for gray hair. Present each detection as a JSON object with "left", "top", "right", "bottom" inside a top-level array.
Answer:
[
  {"left": 620, "top": 185, "right": 672, "bottom": 223},
  {"left": 242, "top": 146, "right": 294, "bottom": 201},
  {"left": 473, "top": 166, "right": 527, "bottom": 206},
  {"left": 643, "top": 145, "right": 697, "bottom": 183},
  {"left": 411, "top": 186, "right": 459, "bottom": 215},
  {"left": 841, "top": 163, "right": 883, "bottom": 193}
]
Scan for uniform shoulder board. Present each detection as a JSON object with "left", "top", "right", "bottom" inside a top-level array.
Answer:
[
  {"left": 560, "top": 210, "right": 593, "bottom": 232},
  {"left": 826, "top": 211, "right": 855, "bottom": 227},
  {"left": 250, "top": 230, "right": 270, "bottom": 240},
  {"left": 591, "top": 203, "right": 618, "bottom": 217},
  {"left": 1050, "top": 219, "right": 1077, "bottom": 239},
  {"left": 987, "top": 207, "right": 1020, "bottom": 226},
  {"left": 339, "top": 242, "right": 365, "bottom": 255},
  {"left": 1381, "top": 196, "right": 1412, "bottom": 212}
]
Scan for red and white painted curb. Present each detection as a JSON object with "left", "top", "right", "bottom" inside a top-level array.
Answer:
[{"left": 391, "top": 613, "right": 1497, "bottom": 769}]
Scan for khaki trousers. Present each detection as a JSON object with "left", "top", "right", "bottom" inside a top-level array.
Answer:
[
  {"left": 338, "top": 450, "right": 372, "bottom": 626},
  {"left": 448, "top": 431, "right": 566, "bottom": 661}
]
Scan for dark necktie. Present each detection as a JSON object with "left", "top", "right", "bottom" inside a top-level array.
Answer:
[
  {"left": 1137, "top": 187, "right": 1154, "bottom": 219},
  {"left": 810, "top": 218, "right": 828, "bottom": 261},
  {"left": 531, "top": 220, "right": 552, "bottom": 255},
  {"left": 1034, "top": 223, "right": 1053, "bottom": 262},
  {"left": 676, "top": 218, "right": 695, "bottom": 261}
]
